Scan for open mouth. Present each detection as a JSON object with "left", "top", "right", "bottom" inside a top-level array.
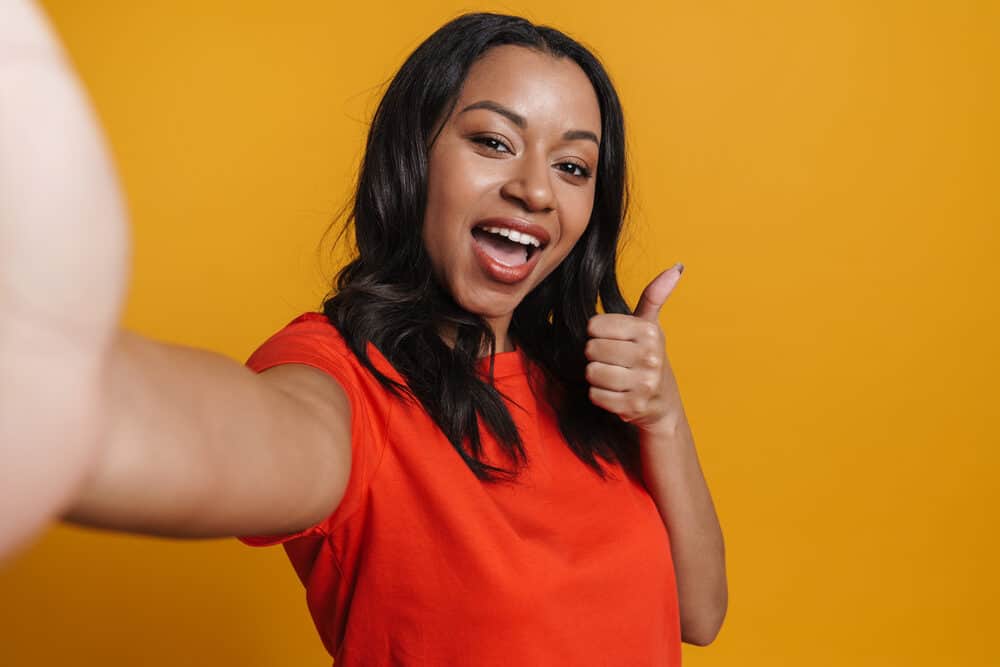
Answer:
[{"left": 470, "top": 224, "right": 545, "bottom": 266}]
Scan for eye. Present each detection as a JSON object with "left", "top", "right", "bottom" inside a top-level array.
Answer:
[
  {"left": 556, "top": 162, "right": 592, "bottom": 179},
  {"left": 471, "top": 135, "right": 513, "bottom": 154}
]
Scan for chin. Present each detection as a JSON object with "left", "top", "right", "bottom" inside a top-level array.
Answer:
[
  {"left": 456, "top": 289, "right": 518, "bottom": 320},
  {"left": 467, "top": 301, "right": 516, "bottom": 322}
]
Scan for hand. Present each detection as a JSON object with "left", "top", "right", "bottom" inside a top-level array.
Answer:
[
  {"left": 0, "top": 1, "right": 130, "bottom": 558},
  {"left": 585, "top": 264, "right": 686, "bottom": 434}
]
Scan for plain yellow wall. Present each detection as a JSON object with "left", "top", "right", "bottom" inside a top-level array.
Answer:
[{"left": 1, "top": 1, "right": 997, "bottom": 665}]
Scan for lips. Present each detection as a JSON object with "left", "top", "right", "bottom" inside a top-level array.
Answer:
[
  {"left": 473, "top": 218, "right": 551, "bottom": 246},
  {"left": 470, "top": 217, "right": 550, "bottom": 285}
]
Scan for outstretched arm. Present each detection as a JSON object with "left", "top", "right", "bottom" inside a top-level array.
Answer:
[
  {"left": 65, "top": 330, "right": 354, "bottom": 540},
  {"left": 0, "top": 1, "right": 351, "bottom": 559}
]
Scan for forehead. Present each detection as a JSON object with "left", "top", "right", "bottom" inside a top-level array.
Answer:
[{"left": 454, "top": 45, "right": 602, "bottom": 137}]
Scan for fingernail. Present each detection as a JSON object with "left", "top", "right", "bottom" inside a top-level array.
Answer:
[{"left": 674, "top": 262, "right": 685, "bottom": 275}]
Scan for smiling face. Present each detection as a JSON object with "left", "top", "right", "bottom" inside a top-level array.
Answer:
[{"left": 422, "top": 45, "right": 602, "bottom": 352}]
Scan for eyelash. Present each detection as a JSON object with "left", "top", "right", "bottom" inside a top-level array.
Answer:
[
  {"left": 558, "top": 162, "right": 591, "bottom": 179},
  {"left": 471, "top": 136, "right": 592, "bottom": 180},
  {"left": 472, "top": 136, "right": 512, "bottom": 153}
]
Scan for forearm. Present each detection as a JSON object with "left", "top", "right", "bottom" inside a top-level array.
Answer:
[
  {"left": 64, "top": 329, "right": 343, "bottom": 539},
  {"left": 639, "top": 413, "right": 727, "bottom": 646}
]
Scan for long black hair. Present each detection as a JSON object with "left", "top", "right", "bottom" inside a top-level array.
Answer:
[{"left": 322, "top": 12, "right": 639, "bottom": 482}]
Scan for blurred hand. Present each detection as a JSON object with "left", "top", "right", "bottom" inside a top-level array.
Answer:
[
  {"left": 0, "top": 1, "right": 130, "bottom": 559},
  {"left": 585, "top": 265, "right": 686, "bottom": 435}
]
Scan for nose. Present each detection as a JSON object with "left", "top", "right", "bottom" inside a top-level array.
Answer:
[{"left": 500, "top": 153, "right": 556, "bottom": 213}]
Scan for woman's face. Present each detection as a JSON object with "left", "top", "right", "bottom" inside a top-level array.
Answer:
[{"left": 423, "top": 45, "right": 602, "bottom": 348}]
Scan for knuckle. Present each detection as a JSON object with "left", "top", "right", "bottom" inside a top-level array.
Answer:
[{"left": 589, "top": 387, "right": 611, "bottom": 412}]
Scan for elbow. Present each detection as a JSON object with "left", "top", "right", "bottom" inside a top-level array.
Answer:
[
  {"left": 681, "top": 594, "right": 728, "bottom": 647},
  {"left": 682, "top": 624, "right": 722, "bottom": 647}
]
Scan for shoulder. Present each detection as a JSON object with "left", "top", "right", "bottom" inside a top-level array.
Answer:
[
  {"left": 246, "top": 312, "right": 396, "bottom": 419},
  {"left": 248, "top": 313, "right": 358, "bottom": 447},
  {"left": 247, "top": 312, "right": 352, "bottom": 373},
  {"left": 245, "top": 313, "right": 392, "bottom": 538}
]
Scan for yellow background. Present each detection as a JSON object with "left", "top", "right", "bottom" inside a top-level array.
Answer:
[{"left": 2, "top": 0, "right": 997, "bottom": 664}]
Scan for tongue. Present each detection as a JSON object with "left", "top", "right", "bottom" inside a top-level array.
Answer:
[{"left": 472, "top": 229, "right": 528, "bottom": 266}]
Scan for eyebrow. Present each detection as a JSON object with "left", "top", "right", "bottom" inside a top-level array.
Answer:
[{"left": 459, "top": 100, "right": 600, "bottom": 145}]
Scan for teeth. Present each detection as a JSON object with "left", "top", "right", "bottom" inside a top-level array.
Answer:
[{"left": 482, "top": 226, "right": 542, "bottom": 248}]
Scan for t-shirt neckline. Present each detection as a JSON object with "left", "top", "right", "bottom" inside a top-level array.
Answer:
[{"left": 476, "top": 347, "right": 529, "bottom": 379}]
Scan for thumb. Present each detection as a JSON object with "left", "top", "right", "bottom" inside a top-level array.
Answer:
[{"left": 633, "top": 263, "right": 684, "bottom": 321}]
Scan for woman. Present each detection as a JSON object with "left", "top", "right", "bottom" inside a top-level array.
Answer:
[{"left": 0, "top": 5, "right": 725, "bottom": 664}]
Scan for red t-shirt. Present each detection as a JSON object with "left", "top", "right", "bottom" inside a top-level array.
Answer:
[{"left": 239, "top": 313, "right": 681, "bottom": 665}]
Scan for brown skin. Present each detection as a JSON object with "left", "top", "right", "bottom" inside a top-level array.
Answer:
[
  {"left": 1, "top": 2, "right": 726, "bottom": 645},
  {"left": 426, "top": 45, "right": 727, "bottom": 644},
  {"left": 587, "top": 268, "right": 729, "bottom": 644},
  {"left": 423, "top": 45, "right": 600, "bottom": 352}
]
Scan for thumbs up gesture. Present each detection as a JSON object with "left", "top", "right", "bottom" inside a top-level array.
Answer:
[{"left": 585, "top": 264, "right": 686, "bottom": 434}]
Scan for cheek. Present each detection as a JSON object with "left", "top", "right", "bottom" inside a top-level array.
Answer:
[
  {"left": 425, "top": 156, "right": 478, "bottom": 231},
  {"left": 422, "top": 164, "right": 462, "bottom": 254},
  {"left": 424, "top": 156, "right": 505, "bottom": 259},
  {"left": 541, "top": 190, "right": 594, "bottom": 273},
  {"left": 561, "top": 188, "right": 595, "bottom": 243}
]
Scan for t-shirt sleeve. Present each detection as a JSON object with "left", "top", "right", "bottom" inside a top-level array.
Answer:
[{"left": 236, "top": 313, "right": 384, "bottom": 547}]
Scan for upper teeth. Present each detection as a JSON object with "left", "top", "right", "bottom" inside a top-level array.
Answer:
[{"left": 481, "top": 226, "right": 542, "bottom": 248}]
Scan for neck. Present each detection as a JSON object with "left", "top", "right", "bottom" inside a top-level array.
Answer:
[
  {"left": 481, "top": 314, "right": 515, "bottom": 357},
  {"left": 483, "top": 314, "right": 514, "bottom": 355},
  {"left": 438, "top": 315, "right": 514, "bottom": 357}
]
